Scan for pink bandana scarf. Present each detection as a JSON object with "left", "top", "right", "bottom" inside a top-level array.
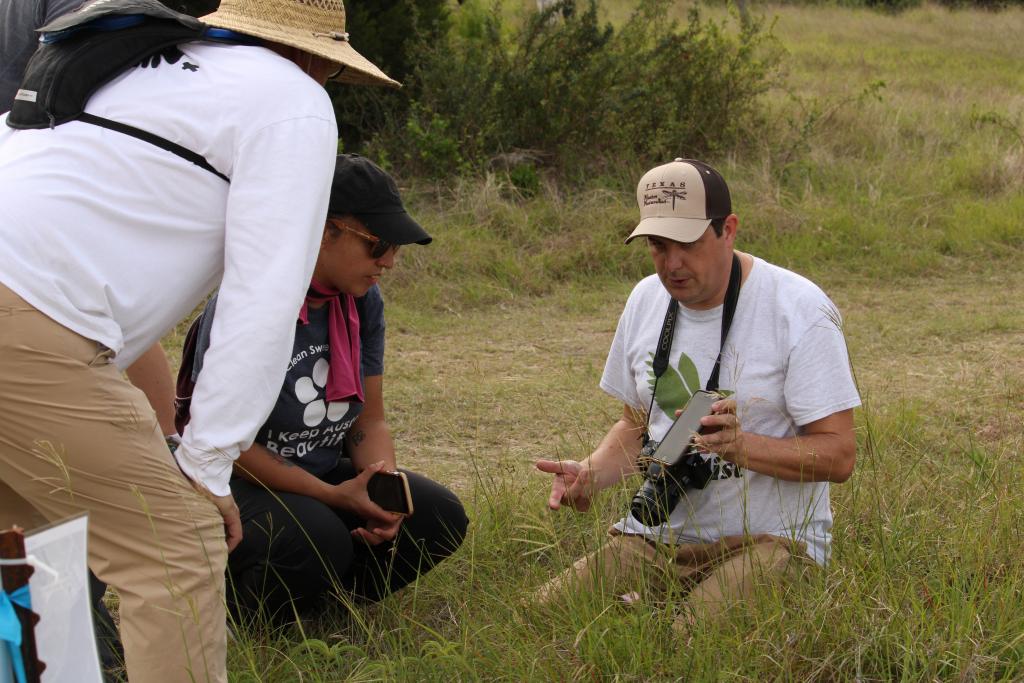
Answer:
[{"left": 298, "top": 279, "right": 364, "bottom": 403}]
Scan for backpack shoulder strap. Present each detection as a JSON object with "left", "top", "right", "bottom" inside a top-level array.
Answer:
[{"left": 78, "top": 112, "right": 229, "bottom": 182}]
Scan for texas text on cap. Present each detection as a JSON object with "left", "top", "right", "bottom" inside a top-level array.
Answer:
[
  {"left": 327, "top": 154, "right": 432, "bottom": 246},
  {"left": 625, "top": 158, "right": 732, "bottom": 244}
]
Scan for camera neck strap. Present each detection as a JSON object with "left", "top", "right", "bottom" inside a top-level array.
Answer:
[{"left": 644, "top": 252, "right": 742, "bottom": 440}]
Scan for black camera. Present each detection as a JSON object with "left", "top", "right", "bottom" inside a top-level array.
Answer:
[{"left": 630, "top": 390, "right": 718, "bottom": 527}]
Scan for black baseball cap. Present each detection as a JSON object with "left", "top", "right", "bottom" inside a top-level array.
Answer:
[{"left": 327, "top": 154, "right": 432, "bottom": 245}]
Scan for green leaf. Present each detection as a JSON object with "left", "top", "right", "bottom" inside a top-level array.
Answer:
[
  {"left": 677, "top": 352, "right": 701, "bottom": 397},
  {"left": 652, "top": 367, "right": 691, "bottom": 419}
]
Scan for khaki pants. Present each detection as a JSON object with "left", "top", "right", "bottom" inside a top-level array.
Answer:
[
  {"left": 535, "top": 528, "right": 814, "bottom": 629},
  {"left": 0, "top": 284, "right": 227, "bottom": 683}
]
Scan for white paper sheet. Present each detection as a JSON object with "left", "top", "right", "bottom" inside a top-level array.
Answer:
[{"left": 24, "top": 515, "right": 102, "bottom": 683}]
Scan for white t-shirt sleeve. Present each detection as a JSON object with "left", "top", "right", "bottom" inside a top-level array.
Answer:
[
  {"left": 783, "top": 303, "right": 861, "bottom": 426},
  {"left": 176, "top": 113, "right": 337, "bottom": 496}
]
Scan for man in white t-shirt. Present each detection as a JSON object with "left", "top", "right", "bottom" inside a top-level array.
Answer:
[
  {"left": 0, "top": 0, "right": 396, "bottom": 681},
  {"left": 535, "top": 158, "right": 860, "bottom": 627}
]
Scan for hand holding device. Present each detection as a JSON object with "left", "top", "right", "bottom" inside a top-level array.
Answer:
[
  {"left": 630, "top": 390, "right": 718, "bottom": 527},
  {"left": 694, "top": 397, "right": 744, "bottom": 460},
  {"left": 324, "top": 462, "right": 403, "bottom": 544},
  {"left": 646, "top": 390, "right": 718, "bottom": 466},
  {"left": 367, "top": 470, "right": 414, "bottom": 516}
]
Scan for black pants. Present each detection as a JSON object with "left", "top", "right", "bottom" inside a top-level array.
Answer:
[
  {"left": 227, "top": 459, "right": 468, "bottom": 622},
  {"left": 88, "top": 571, "right": 124, "bottom": 679}
]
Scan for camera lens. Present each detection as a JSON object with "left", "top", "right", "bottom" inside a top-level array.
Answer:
[{"left": 630, "top": 462, "right": 680, "bottom": 527}]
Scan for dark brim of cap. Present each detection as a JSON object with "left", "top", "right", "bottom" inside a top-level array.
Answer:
[{"left": 356, "top": 210, "right": 432, "bottom": 245}]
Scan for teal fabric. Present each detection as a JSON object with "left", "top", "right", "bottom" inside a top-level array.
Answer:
[{"left": 0, "top": 583, "right": 32, "bottom": 683}]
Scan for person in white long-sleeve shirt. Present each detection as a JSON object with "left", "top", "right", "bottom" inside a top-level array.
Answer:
[{"left": 0, "top": 0, "right": 396, "bottom": 681}]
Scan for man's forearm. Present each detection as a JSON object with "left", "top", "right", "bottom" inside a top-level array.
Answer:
[
  {"left": 581, "top": 416, "right": 646, "bottom": 492},
  {"left": 700, "top": 407, "right": 856, "bottom": 484},
  {"left": 734, "top": 432, "right": 854, "bottom": 482}
]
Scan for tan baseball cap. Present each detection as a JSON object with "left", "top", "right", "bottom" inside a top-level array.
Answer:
[{"left": 625, "top": 158, "right": 732, "bottom": 244}]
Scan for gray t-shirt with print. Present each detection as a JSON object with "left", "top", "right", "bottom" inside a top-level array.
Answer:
[
  {"left": 193, "top": 286, "right": 386, "bottom": 479},
  {"left": 253, "top": 286, "right": 385, "bottom": 477}
]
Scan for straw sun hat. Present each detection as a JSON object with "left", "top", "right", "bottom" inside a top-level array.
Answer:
[{"left": 202, "top": 0, "right": 398, "bottom": 87}]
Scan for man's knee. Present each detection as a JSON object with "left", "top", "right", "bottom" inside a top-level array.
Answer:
[
  {"left": 682, "top": 535, "right": 813, "bottom": 621},
  {"left": 534, "top": 532, "right": 660, "bottom": 604}
]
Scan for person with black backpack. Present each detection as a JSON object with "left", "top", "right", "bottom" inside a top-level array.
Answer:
[
  {"left": 0, "top": 0, "right": 395, "bottom": 681},
  {"left": 1, "top": 3, "right": 220, "bottom": 677}
]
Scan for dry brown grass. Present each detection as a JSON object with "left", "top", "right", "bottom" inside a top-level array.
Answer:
[{"left": 380, "top": 266, "right": 1024, "bottom": 496}]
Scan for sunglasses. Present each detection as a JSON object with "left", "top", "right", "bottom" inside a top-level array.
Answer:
[{"left": 329, "top": 218, "right": 399, "bottom": 259}]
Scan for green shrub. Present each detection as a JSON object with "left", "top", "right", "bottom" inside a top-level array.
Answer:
[
  {"left": 365, "top": 0, "right": 782, "bottom": 179},
  {"left": 507, "top": 164, "right": 542, "bottom": 198},
  {"left": 927, "top": 0, "right": 1020, "bottom": 8},
  {"left": 737, "top": 0, "right": 1022, "bottom": 11},
  {"left": 860, "top": 0, "right": 924, "bottom": 12},
  {"left": 328, "top": 1, "right": 451, "bottom": 150}
]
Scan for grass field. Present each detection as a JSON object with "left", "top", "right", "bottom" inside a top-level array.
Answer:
[{"left": 185, "top": 2, "right": 1024, "bottom": 680}]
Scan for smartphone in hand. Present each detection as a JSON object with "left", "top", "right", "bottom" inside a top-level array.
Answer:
[
  {"left": 649, "top": 389, "right": 718, "bottom": 466},
  {"left": 367, "top": 471, "right": 414, "bottom": 516}
]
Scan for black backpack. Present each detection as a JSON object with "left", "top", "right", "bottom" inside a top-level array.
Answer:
[{"left": 7, "top": 0, "right": 236, "bottom": 181}]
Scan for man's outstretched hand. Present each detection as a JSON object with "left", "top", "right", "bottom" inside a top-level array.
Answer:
[{"left": 535, "top": 459, "right": 595, "bottom": 512}]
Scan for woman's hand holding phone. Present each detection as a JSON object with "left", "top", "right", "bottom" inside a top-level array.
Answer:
[{"left": 322, "top": 460, "right": 402, "bottom": 544}]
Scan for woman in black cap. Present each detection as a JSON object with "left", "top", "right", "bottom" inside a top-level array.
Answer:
[{"left": 177, "top": 154, "right": 468, "bottom": 622}]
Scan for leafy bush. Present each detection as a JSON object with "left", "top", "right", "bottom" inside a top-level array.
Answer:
[
  {"left": 933, "top": 0, "right": 1024, "bottom": 9},
  {"left": 328, "top": 0, "right": 451, "bottom": 149},
  {"left": 363, "top": 0, "right": 782, "bottom": 179},
  {"left": 800, "top": 0, "right": 1020, "bottom": 11},
  {"left": 859, "top": 0, "right": 924, "bottom": 11}
]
